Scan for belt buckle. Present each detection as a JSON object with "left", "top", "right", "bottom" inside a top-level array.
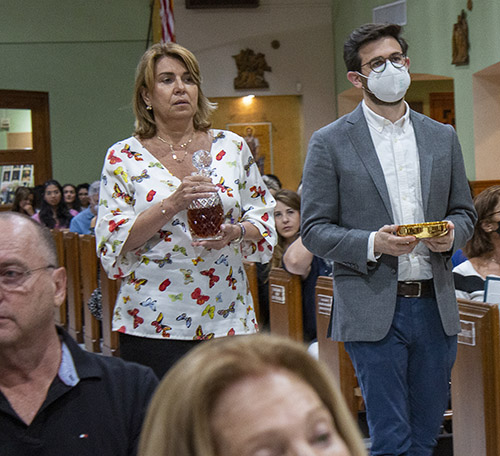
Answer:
[{"left": 403, "top": 281, "right": 421, "bottom": 298}]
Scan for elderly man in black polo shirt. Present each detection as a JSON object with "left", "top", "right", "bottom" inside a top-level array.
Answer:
[{"left": 0, "top": 212, "right": 158, "bottom": 455}]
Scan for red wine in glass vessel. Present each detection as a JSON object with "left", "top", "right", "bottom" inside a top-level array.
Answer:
[{"left": 187, "top": 149, "right": 224, "bottom": 241}]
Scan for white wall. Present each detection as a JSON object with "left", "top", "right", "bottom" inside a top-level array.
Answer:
[{"left": 174, "top": 0, "right": 336, "bottom": 158}]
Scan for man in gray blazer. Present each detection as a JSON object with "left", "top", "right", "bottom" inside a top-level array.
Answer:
[{"left": 301, "top": 23, "right": 476, "bottom": 455}]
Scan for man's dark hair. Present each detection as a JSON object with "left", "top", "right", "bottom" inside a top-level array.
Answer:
[{"left": 343, "top": 23, "right": 409, "bottom": 72}]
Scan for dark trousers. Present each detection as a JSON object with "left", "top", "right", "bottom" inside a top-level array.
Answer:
[
  {"left": 119, "top": 333, "right": 202, "bottom": 380},
  {"left": 345, "top": 297, "right": 457, "bottom": 456}
]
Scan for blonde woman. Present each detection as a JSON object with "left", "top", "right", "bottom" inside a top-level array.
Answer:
[
  {"left": 139, "top": 333, "right": 367, "bottom": 456},
  {"left": 96, "top": 42, "right": 276, "bottom": 378}
]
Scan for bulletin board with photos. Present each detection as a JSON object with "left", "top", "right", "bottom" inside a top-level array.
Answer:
[{"left": 0, "top": 164, "right": 34, "bottom": 204}]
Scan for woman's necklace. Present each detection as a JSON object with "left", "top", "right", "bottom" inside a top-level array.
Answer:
[{"left": 157, "top": 132, "right": 194, "bottom": 163}]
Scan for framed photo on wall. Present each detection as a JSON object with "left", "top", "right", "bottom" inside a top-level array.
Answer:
[
  {"left": 2, "top": 166, "right": 12, "bottom": 183},
  {"left": 21, "top": 165, "right": 34, "bottom": 186},
  {"left": 225, "top": 122, "right": 273, "bottom": 175}
]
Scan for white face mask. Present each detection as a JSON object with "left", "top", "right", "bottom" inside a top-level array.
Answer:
[{"left": 358, "top": 63, "right": 411, "bottom": 103}]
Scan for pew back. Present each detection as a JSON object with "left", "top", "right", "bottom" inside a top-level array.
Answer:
[
  {"left": 315, "top": 276, "right": 363, "bottom": 418},
  {"left": 243, "top": 261, "right": 260, "bottom": 323},
  {"left": 268, "top": 267, "right": 303, "bottom": 342},
  {"left": 100, "top": 262, "right": 120, "bottom": 357},
  {"left": 79, "top": 234, "right": 101, "bottom": 353},
  {"left": 51, "top": 229, "right": 67, "bottom": 328},
  {"left": 63, "top": 231, "right": 83, "bottom": 343},
  {"left": 452, "top": 298, "right": 500, "bottom": 456}
]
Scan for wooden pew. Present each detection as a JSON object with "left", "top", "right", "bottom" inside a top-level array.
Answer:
[
  {"left": 79, "top": 234, "right": 101, "bottom": 353},
  {"left": 315, "top": 276, "right": 363, "bottom": 418},
  {"left": 51, "top": 229, "right": 67, "bottom": 328},
  {"left": 63, "top": 231, "right": 83, "bottom": 343},
  {"left": 470, "top": 179, "right": 500, "bottom": 197},
  {"left": 100, "top": 262, "right": 120, "bottom": 357},
  {"left": 268, "top": 267, "right": 303, "bottom": 342},
  {"left": 243, "top": 261, "right": 260, "bottom": 324},
  {"left": 451, "top": 298, "right": 500, "bottom": 456}
]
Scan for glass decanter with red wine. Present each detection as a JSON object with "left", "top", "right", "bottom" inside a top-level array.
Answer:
[{"left": 187, "top": 149, "right": 224, "bottom": 241}]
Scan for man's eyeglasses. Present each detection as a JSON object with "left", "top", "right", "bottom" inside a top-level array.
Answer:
[
  {"left": 0, "top": 265, "right": 55, "bottom": 291},
  {"left": 360, "top": 53, "right": 407, "bottom": 74}
]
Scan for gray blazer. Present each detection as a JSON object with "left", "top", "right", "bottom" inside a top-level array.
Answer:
[{"left": 301, "top": 103, "right": 476, "bottom": 342}]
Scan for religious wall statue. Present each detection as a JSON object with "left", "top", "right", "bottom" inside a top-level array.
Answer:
[
  {"left": 233, "top": 49, "right": 271, "bottom": 89},
  {"left": 452, "top": 9, "right": 469, "bottom": 65}
]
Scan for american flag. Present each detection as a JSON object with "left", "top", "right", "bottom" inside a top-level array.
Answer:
[{"left": 159, "top": 0, "right": 175, "bottom": 43}]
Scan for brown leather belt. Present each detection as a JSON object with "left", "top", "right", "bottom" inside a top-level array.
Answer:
[{"left": 397, "top": 280, "right": 434, "bottom": 298}]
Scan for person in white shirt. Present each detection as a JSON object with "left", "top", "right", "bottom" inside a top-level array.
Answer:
[
  {"left": 453, "top": 185, "right": 500, "bottom": 302},
  {"left": 301, "top": 23, "right": 476, "bottom": 455}
]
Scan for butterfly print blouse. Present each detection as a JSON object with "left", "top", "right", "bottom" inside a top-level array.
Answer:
[{"left": 96, "top": 130, "right": 277, "bottom": 340}]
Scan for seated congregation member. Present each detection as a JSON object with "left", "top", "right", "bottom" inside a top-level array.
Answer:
[
  {"left": 0, "top": 213, "right": 158, "bottom": 455},
  {"left": 138, "top": 333, "right": 367, "bottom": 456},
  {"left": 276, "top": 189, "right": 332, "bottom": 342},
  {"left": 32, "top": 184, "right": 44, "bottom": 213},
  {"left": 454, "top": 185, "right": 500, "bottom": 301},
  {"left": 451, "top": 181, "right": 476, "bottom": 268},
  {"left": 262, "top": 173, "right": 282, "bottom": 197},
  {"left": 62, "top": 183, "right": 81, "bottom": 212},
  {"left": 76, "top": 183, "right": 90, "bottom": 210},
  {"left": 32, "top": 179, "right": 78, "bottom": 230},
  {"left": 69, "top": 180, "right": 100, "bottom": 235},
  {"left": 11, "top": 186, "right": 35, "bottom": 216}
]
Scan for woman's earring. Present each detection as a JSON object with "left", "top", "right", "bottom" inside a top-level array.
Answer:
[{"left": 146, "top": 104, "right": 153, "bottom": 111}]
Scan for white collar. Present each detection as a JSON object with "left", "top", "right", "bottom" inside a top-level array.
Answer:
[{"left": 362, "top": 100, "right": 411, "bottom": 134}]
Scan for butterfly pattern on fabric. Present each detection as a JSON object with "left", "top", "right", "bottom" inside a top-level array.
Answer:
[
  {"left": 200, "top": 268, "right": 220, "bottom": 288},
  {"left": 131, "top": 169, "right": 150, "bottom": 183},
  {"left": 96, "top": 130, "right": 277, "bottom": 340},
  {"left": 151, "top": 313, "right": 172, "bottom": 338}
]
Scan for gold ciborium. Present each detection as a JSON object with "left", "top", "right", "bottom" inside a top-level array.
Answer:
[{"left": 396, "top": 221, "right": 449, "bottom": 239}]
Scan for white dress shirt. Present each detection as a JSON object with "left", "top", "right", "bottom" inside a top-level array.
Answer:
[{"left": 363, "top": 100, "right": 432, "bottom": 281}]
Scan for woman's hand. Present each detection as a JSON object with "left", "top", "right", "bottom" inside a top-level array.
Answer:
[
  {"left": 121, "top": 175, "right": 216, "bottom": 253},
  {"left": 168, "top": 175, "right": 217, "bottom": 213},
  {"left": 191, "top": 223, "right": 242, "bottom": 250},
  {"left": 20, "top": 201, "right": 35, "bottom": 216}
]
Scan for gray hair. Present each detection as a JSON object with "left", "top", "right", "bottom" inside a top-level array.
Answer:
[
  {"left": 0, "top": 212, "right": 58, "bottom": 266},
  {"left": 89, "top": 180, "right": 100, "bottom": 197}
]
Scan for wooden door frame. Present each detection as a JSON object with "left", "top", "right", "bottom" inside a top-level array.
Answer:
[{"left": 0, "top": 89, "right": 52, "bottom": 190}]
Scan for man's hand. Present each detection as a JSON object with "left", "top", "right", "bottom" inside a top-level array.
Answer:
[
  {"left": 374, "top": 224, "right": 419, "bottom": 257},
  {"left": 422, "top": 221, "right": 455, "bottom": 252}
]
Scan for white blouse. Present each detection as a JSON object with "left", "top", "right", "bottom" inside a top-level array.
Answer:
[{"left": 96, "top": 130, "right": 277, "bottom": 340}]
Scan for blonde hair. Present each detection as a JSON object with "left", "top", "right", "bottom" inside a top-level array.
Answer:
[
  {"left": 138, "top": 334, "right": 367, "bottom": 456},
  {"left": 133, "top": 42, "right": 217, "bottom": 138}
]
